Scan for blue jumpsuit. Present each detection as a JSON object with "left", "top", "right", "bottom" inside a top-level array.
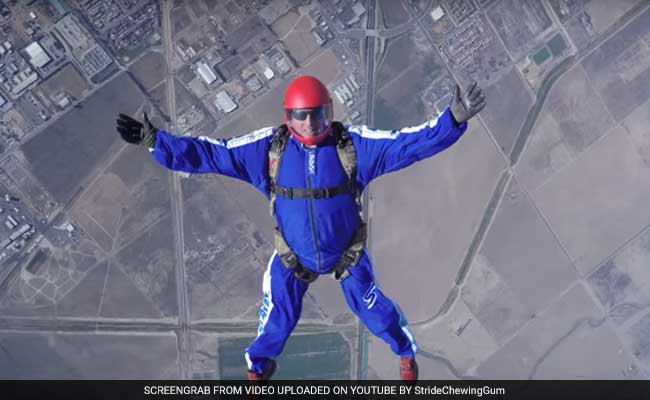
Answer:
[{"left": 149, "top": 108, "right": 467, "bottom": 374}]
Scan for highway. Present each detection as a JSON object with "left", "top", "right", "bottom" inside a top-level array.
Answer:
[
  {"left": 337, "top": 0, "right": 434, "bottom": 41},
  {"left": 354, "top": 0, "right": 435, "bottom": 381},
  {"left": 161, "top": 0, "right": 190, "bottom": 379},
  {"left": 356, "top": 0, "right": 377, "bottom": 382},
  {"left": 0, "top": 316, "right": 351, "bottom": 335}
]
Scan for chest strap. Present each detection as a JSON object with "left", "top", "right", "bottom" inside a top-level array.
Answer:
[{"left": 270, "top": 180, "right": 356, "bottom": 200}]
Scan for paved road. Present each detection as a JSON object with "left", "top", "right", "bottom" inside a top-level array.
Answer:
[
  {"left": 161, "top": 0, "right": 190, "bottom": 379},
  {"left": 355, "top": 0, "right": 436, "bottom": 380},
  {"left": 337, "top": 1, "right": 433, "bottom": 41},
  {"left": 0, "top": 316, "right": 351, "bottom": 334},
  {"left": 357, "top": 0, "right": 378, "bottom": 381}
]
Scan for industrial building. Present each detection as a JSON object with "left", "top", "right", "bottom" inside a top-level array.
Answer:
[
  {"left": 24, "top": 42, "right": 51, "bottom": 68},
  {"left": 196, "top": 61, "right": 218, "bottom": 85},
  {"left": 214, "top": 90, "right": 237, "bottom": 113}
]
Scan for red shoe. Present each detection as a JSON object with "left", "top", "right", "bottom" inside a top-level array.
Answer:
[
  {"left": 247, "top": 360, "right": 277, "bottom": 381},
  {"left": 400, "top": 357, "right": 418, "bottom": 381}
]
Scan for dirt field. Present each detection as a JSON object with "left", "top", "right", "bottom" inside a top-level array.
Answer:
[
  {"left": 181, "top": 173, "right": 271, "bottom": 320},
  {"left": 301, "top": 48, "right": 344, "bottom": 84},
  {"left": 375, "top": 25, "right": 446, "bottom": 129},
  {"left": 271, "top": 9, "right": 300, "bottom": 39},
  {"left": 0, "top": 331, "right": 180, "bottom": 378},
  {"left": 378, "top": 0, "right": 411, "bottom": 29},
  {"left": 21, "top": 72, "right": 143, "bottom": 204},
  {"left": 480, "top": 67, "right": 534, "bottom": 156},
  {"left": 39, "top": 63, "right": 89, "bottom": 100},
  {"left": 376, "top": 28, "right": 441, "bottom": 93},
  {"left": 581, "top": 8, "right": 650, "bottom": 121},
  {"left": 280, "top": 14, "right": 320, "bottom": 65},
  {"left": 104, "top": 145, "right": 172, "bottom": 249},
  {"left": 115, "top": 216, "right": 178, "bottom": 318},
  {"left": 70, "top": 172, "right": 131, "bottom": 252},
  {"left": 585, "top": 0, "right": 643, "bottom": 35},
  {"left": 129, "top": 51, "right": 166, "bottom": 93},
  {"left": 301, "top": 49, "right": 348, "bottom": 119}
]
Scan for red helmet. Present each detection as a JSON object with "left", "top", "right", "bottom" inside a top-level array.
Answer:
[{"left": 283, "top": 75, "right": 333, "bottom": 146}]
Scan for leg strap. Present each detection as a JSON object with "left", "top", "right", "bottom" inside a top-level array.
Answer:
[
  {"left": 273, "top": 222, "right": 367, "bottom": 283},
  {"left": 330, "top": 222, "right": 367, "bottom": 281},
  {"left": 274, "top": 226, "right": 318, "bottom": 284}
]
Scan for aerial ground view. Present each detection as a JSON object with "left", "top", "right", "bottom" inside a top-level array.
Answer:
[{"left": 0, "top": 0, "right": 649, "bottom": 382}]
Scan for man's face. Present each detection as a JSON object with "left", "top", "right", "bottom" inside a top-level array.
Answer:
[{"left": 288, "top": 106, "right": 330, "bottom": 138}]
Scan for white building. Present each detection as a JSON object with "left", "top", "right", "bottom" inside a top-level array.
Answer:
[
  {"left": 214, "top": 90, "right": 237, "bottom": 113},
  {"left": 333, "top": 89, "right": 345, "bottom": 104},
  {"left": 24, "top": 42, "right": 51, "bottom": 68},
  {"left": 262, "top": 67, "right": 274, "bottom": 80},
  {"left": 10, "top": 71, "right": 38, "bottom": 95},
  {"left": 430, "top": 6, "right": 445, "bottom": 21},
  {"left": 196, "top": 61, "right": 217, "bottom": 85},
  {"left": 275, "top": 57, "right": 290, "bottom": 74},
  {"left": 312, "top": 30, "right": 326, "bottom": 46}
]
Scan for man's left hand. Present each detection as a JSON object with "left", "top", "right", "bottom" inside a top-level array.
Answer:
[{"left": 449, "top": 81, "right": 486, "bottom": 124}]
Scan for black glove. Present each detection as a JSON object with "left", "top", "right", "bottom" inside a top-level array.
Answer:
[
  {"left": 116, "top": 112, "right": 157, "bottom": 147},
  {"left": 449, "top": 81, "right": 486, "bottom": 124}
]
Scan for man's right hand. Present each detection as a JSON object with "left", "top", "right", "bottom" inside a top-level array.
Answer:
[{"left": 116, "top": 112, "right": 157, "bottom": 147}]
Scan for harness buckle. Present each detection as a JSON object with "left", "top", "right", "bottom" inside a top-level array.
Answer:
[
  {"left": 294, "top": 266, "right": 318, "bottom": 284},
  {"left": 281, "top": 252, "right": 298, "bottom": 270},
  {"left": 277, "top": 186, "right": 293, "bottom": 199},
  {"left": 314, "top": 188, "right": 329, "bottom": 199}
]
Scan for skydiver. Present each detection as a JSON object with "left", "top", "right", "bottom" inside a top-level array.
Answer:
[{"left": 116, "top": 76, "right": 485, "bottom": 381}]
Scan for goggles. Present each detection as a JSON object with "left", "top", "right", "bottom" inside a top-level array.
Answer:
[{"left": 286, "top": 104, "right": 330, "bottom": 122}]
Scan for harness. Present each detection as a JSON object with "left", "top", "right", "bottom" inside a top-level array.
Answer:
[{"left": 268, "top": 122, "right": 366, "bottom": 284}]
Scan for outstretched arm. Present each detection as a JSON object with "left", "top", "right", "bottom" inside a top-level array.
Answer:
[
  {"left": 116, "top": 112, "right": 273, "bottom": 188},
  {"left": 349, "top": 82, "right": 485, "bottom": 187}
]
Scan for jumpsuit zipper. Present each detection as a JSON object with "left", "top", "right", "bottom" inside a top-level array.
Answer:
[{"left": 305, "top": 148, "right": 322, "bottom": 273}]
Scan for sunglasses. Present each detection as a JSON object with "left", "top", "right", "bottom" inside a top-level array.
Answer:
[{"left": 289, "top": 107, "right": 327, "bottom": 121}]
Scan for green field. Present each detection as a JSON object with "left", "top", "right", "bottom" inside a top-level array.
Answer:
[
  {"left": 532, "top": 47, "right": 552, "bottom": 65},
  {"left": 548, "top": 33, "right": 568, "bottom": 56},
  {"left": 219, "top": 332, "right": 351, "bottom": 380}
]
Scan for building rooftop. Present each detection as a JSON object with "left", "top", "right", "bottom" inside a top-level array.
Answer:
[
  {"left": 431, "top": 6, "right": 446, "bottom": 21},
  {"left": 24, "top": 42, "right": 51, "bottom": 68},
  {"left": 196, "top": 61, "right": 217, "bottom": 85},
  {"left": 214, "top": 90, "right": 237, "bottom": 113}
]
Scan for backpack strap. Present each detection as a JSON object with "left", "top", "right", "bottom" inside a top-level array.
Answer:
[
  {"left": 332, "top": 121, "right": 362, "bottom": 217},
  {"left": 268, "top": 124, "right": 289, "bottom": 217}
]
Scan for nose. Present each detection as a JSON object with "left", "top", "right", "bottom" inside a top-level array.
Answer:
[{"left": 304, "top": 113, "right": 318, "bottom": 127}]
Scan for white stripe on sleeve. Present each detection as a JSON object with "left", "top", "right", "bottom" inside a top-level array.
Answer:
[{"left": 196, "top": 127, "right": 274, "bottom": 149}]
